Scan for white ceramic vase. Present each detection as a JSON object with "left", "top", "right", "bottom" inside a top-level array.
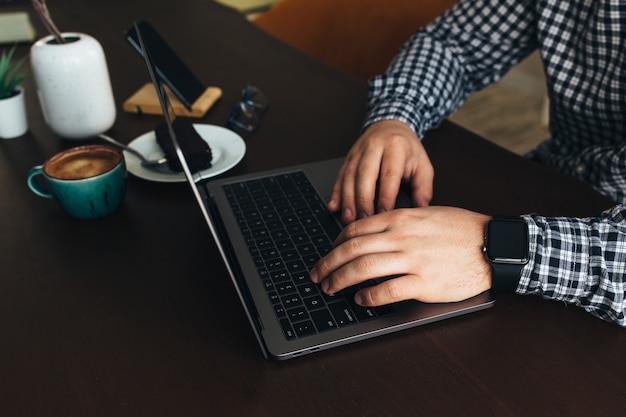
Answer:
[
  {"left": 0, "top": 86, "right": 28, "bottom": 139},
  {"left": 30, "top": 33, "right": 116, "bottom": 140}
]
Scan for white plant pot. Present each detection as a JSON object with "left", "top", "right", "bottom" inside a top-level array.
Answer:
[
  {"left": 30, "top": 33, "right": 116, "bottom": 140},
  {"left": 0, "top": 86, "right": 28, "bottom": 139}
]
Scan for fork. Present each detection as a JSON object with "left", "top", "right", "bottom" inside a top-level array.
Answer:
[{"left": 97, "top": 133, "right": 169, "bottom": 168}]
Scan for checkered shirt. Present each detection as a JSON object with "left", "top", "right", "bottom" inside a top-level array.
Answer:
[{"left": 365, "top": 0, "right": 626, "bottom": 326}]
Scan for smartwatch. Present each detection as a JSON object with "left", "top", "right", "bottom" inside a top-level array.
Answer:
[{"left": 483, "top": 217, "right": 529, "bottom": 292}]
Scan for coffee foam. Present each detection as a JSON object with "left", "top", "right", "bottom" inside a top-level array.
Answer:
[{"left": 45, "top": 147, "right": 122, "bottom": 180}]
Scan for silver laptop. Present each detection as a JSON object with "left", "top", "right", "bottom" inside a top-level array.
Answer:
[{"left": 133, "top": 22, "right": 495, "bottom": 360}]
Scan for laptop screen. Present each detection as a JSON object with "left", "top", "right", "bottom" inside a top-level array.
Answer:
[{"left": 133, "top": 21, "right": 207, "bottom": 183}]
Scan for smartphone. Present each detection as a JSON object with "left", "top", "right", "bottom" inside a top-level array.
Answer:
[{"left": 125, "top": 21, "right": 206, "bottom": 110}]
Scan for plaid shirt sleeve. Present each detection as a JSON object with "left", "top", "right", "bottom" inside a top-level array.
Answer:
[
  {"left": 520, "top": 207, "right": 626, "bottom": 327},
  {"left": 365, "top": 0, "right": 538, "bottom": 138}
]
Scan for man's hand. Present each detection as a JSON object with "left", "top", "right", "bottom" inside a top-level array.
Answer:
[
  {"left": 310, "top": 207, "right": 492, "bottom": 305},
  {"left": 328, "top": 120, "right": 434, "bottom": 224}
]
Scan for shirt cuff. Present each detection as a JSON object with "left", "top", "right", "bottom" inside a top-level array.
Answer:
[
  {"left": 364, "top": 100, "right": 428, "bottom": 139},
  {"left": 517, "top": 214, "right": 538, "bottom": 294}
]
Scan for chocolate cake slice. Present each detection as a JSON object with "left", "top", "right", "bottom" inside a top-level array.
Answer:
[{"left": 155, "top": 118, "right": 212, "bottom": 172}]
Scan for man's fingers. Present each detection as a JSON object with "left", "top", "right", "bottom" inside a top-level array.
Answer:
[
  {"left": 412, "top": 156, "right": 434, "bottom": 207},
  {"left": 376, "top": 144, "right": 407, "bottom": 212},
  {"left": 353, "top": 145, "right": 388, "bottom": 219},
  {"left": 318, "top": 251, "right": 409, "bottom": 296},
  {"left": 354, "top": 274, "right": 423, "bottom": 306}
]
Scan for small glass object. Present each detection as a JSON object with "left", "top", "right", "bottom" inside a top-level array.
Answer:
[{"left": 226, "top": 85, "right": 268, "bottom": 133}]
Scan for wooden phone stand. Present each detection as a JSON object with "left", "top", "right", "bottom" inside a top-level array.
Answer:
[{"left": 122, "top": 83, "right": 222, "bottom": 118}]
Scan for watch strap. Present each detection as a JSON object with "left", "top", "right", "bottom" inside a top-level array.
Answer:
[{"left": 490, "top": 263, "right": 523, "bottom": 292}]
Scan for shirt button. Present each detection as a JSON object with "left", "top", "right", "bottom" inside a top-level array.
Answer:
[{"left": 575, "top": 164, "right": 586, "bottom": 174}]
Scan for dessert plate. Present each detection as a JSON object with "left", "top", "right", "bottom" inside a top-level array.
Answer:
[{"left": 124, "top": 124, "right": 245, "bottom": 183}]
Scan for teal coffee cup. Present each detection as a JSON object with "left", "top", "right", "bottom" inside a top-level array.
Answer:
[{"left": 27, "top": 145, "right": 127, "bottom": 219}]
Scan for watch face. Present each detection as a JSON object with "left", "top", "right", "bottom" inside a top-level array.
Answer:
[{"left": 486, "top": 219, "right": 529, "bottom": 263}]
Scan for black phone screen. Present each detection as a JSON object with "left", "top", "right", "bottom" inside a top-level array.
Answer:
[{"left": 125, "top": 21, "right": 206, "bottom": 110}]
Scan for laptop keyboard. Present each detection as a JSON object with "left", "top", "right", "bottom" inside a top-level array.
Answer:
[{"left": 223, "top": 171, "right": 395, "bottom": 340}]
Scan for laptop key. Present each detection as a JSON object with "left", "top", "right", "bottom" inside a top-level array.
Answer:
[
  {"left": 270, "top": 229, "right": 289, "bottom": 240},
  {"left": 282, "top": 294, "right": 302, "bottom": 308},
  {"left": 375, "top": 304, "right": 397, "bottom": 317},
  {"left": 268, "top": 291, "right": 280, "bottom": 304},
  {"left": 303, "top": 295, "right": 325, "bottom": 310},
  {"left": 253, "top": 256, "right": 264, "bottom": 269},
  {"left": 291, "top": 271, "right": 309, "bottom": 284},
  {"left": 256, "top": 238, "right": 274, "bottom": 249},
  {"left": 280, "top": 318, "right": 296, "bottom": 340},
  {"left": 287, "top": 306, "right": 308, "bottom": 322},
  {"left": 262, "top": 279, "right": 274, "bottom": 291},
  {"left": 286, "top": 260, "right": 306, "bottom": 273},
  {"left": 297, "top": 243, "right": 317, "bottom": 255},
  {"left": 305, "top": 224, "right": 325, "bottom": 237},
  {"left": 302, "top": 254, "right": 321, "bottom": 267},
  {"left": 266, "top": 259, "right": 285, "bottom": 271},
  {"left": 297, "top": 282, "right": 319, "bottom": 297},
  {"left": 276, "top": 282, "right": 297, "bottom": 295},
  {"left": 257, "top": 267, "right": 269, "bottom": 280},
  {"left": 310, "top": 309, "right": 336, "bottom": 332},
  {"left": 266, "top": 220, "right": 284, "bottom": 231},
  {"left": 261, "top": 247, "right": 279, "bottom": 259},
  {"left": 316, "top": 212, "right": 342, "bottom": 240},
  {"left": 311, "top": 235, "right": 331, "bottom": 247},
  {"left": 252, "top": 228, "right": 270, "bottom": 240},
  {"left": 344, "top": 291, "right": 377, "bottom": 322},
  {"left": 270, "top": 269, "right": 290, "bottom": 282},
  {"left": 317, "top": 244, "right": 333, "bottom": 256},
  {"left": 291, "top": 233, "right": 310, "bottom": 245},
  {"left": 276, "top": 239, "right": 295, "bottom": 251},
  {"left": 274, "top": 304, "right": 286, "bottom": 318},
  {"left": 328, "top": 301, "right": 356, "bottom": 327},
  {"left": 293, "top": 320, "right": 317, "bottom": 338}
]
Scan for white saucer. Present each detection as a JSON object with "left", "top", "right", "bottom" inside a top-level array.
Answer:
[{"left": 124, "top": 124, "right": 246, "bottom": 183}]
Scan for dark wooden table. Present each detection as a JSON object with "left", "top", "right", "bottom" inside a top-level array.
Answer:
[{"left": 1, "top": 1, "right": 623, "bottom": 416}]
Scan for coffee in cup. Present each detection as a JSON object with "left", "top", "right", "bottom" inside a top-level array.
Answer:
[{"left": 27, "top": 145, "right": 127, "bottom": 219}]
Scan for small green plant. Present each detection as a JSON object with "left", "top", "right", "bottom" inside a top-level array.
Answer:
[{"left": 0, "top": 46, "right": 27, "bottom": 100}]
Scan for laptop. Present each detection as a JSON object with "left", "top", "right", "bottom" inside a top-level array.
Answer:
[{"left": 133, "top": 22, "right": 496, "bottom": 360}]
